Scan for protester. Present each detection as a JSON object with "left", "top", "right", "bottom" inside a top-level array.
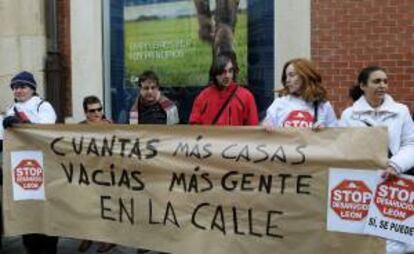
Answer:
[
  {"left": 2, "top": 71, "right": 58, "bottom": 254},
  {"left": 77, "top": 95, "right": 115, "bottom": 253},
  {"left": 262, "top": 58, "right": 337, "bottom": 129},
  {"left": 128, "top": 71, "right": 173, "bottom": 253},
  {"left": 0, "top": 114, "right": 3, "bottom": 152},
  {"left": 129, "top": 70, "right": 179, "bottom": 125},
  {"left": 340, "top": 66, "right": 414, "bottom": 254},
  {"left": 189, "top": 53, "right": 259, "bottom": 125},
  {"left": 80, "top": 96, "right": 111, "bottom": 125},
  {"left": 0, "top": 113, "right": 3, "bottom": 250}
]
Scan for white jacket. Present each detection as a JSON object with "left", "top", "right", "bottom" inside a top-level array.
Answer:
[
  {"left": 6, "top": 96, "right": 56, "bottom": 124},
  {"left": 0, "top": 115, "right": 3, "bottom": 140},
  {"left": 340, "top": 94, "right": 414, "bottom": 173},
  {"left": 263, "top": 95, "right": 338, "bottom": 127}
]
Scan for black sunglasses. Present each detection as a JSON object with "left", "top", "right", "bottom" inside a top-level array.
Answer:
[{"left": 87, "top": 107, "right": 103, "bottom": 113}]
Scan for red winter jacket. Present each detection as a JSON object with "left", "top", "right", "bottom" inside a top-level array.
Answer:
[{"left": 189, "top": 81, "right": 259, "bottom": 126}]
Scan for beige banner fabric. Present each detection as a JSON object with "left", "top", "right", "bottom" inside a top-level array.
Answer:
[{"left": 3, "top": 125, "right": 387, "bottom": 254}]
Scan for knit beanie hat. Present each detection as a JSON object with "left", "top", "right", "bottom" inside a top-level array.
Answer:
[{"left": 10, "top": 71, "right": 37, "bottom": 90}]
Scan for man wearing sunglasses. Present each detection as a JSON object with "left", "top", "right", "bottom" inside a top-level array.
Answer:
[
  {"left": 80, "top": 96, "right": 111, "bottom": 124},
  {"left": 2, "top": 71, "right": 58, "bottom": 254},
  {"left": 78, "top": 95, "right": 115, "bottom": 253}
]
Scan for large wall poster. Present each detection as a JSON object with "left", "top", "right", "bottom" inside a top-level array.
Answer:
[
  {"left": 124, "top": 0, "right": 248, "bottom": 87},
  {"left": 110, "top": 0, "right": 274, "bottom": 123}
]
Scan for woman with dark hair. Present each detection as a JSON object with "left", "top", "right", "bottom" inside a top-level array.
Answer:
[
  {"left": 80, "top": 95, "right": 111, "bottom": 124},
  {"left": 263, "top": 58, "right": 337, "bottom": 128},
  {"left": 340, "top": 66, "right": 414, "bottom": 254},
  {"left": 78, "top": 96, "right": 115, "bottom": 253}
]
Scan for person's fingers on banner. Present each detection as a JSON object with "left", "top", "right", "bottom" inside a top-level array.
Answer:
[
  {"left": 381, "top": 166, "right": 398, "bottom": 181},
  {"left": 3, "top": 115, "right": 21, "bottom": 129},
  {"left": 312, "top": 121, "right": 326, "bottom": 132},
  {"left": 262, "top": 121, "right": 276, "bottom": 132}
]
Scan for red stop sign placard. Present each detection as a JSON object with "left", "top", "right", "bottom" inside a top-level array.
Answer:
[
  {"left": 283, "top": 110, "right": 314, "bottom": 128},
  {"left": 330, "top": 180, "right": 372, "bottom": 221},
  {"left": 375, "top": 178, "right": 414, "bottom": 221},
  {"left": 14, "top": 159, "right": 44, "bottom": 190}
]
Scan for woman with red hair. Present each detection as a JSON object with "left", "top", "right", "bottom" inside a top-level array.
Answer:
[{"left": 263, "top": 58, "right": 337, "bottom": 129}]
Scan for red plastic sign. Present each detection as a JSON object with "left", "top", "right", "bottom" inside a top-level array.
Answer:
[
  {"left": 375, "top": 178, "right": 414, "bottom": 221},
  {"left": 14, "top": 159, "right": 44, "bottom": 190},
  {"left": 330, "top": 180, "right": 372, "bottom": 221}
]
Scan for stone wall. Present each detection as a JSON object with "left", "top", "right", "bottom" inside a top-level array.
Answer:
[{"left": 0, "top": 0, "right": 46, "bottom": 113}]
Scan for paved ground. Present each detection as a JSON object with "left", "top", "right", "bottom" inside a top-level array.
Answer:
[
  {"left": 1, "top": 236, "right": 162, "bottom": 254},
  {"left": 3, "top": 235, "right": 414, "bottom": 254}
]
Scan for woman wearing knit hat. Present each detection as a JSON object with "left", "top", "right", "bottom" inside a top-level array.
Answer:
[
  {"left": 3, "top": 71, "right": 56, "bottom": 128},
  {"left": 2, "top": 71, "right": 58, "bottom": 254}
]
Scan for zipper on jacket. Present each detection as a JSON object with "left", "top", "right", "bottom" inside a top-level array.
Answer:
[{"left": 229, "top": 107, "right": 232, "bottom": 125}]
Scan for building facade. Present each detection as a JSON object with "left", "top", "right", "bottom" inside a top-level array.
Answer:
[{"left": 0, "top": 0, "right": 413, "bottom": 122}]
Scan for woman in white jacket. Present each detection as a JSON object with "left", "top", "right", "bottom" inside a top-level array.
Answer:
[
  {"left": 3, "top": 71, "right": 56, "bottom": 127},
  {"left": 2, "top": 71, "right": 58, "bottom": 254},
  {"left": 340, "top": 66, "right": 414, "bottom": 254},
  {"left": 263, "top": 58, "right": 337, "bottom": 129}
]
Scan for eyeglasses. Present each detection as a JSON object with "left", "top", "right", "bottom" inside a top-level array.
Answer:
[{"left": 87, "top": 107, "right": 103, "bottom": 113}]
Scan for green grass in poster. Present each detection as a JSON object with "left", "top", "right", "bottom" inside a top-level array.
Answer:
[{"left": 125, "top": 12, "right": 247, "bottom": 87}]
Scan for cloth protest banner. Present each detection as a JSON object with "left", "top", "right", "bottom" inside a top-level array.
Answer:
[
  {"left": 3, "top": 125, "right": 387, "bottom": 254},
  {"left": 364, "top": 173, "right": 414, "bottom": 244}
]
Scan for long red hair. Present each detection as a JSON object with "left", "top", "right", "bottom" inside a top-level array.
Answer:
[{"left": 278, "top": 58, "right": 327, "bottom": 103}]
